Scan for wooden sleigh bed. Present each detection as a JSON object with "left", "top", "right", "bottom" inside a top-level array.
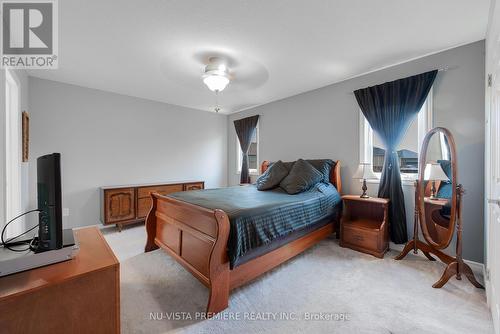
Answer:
[{"left": 145, "top": 160, "right": 342, "bottom": 316}]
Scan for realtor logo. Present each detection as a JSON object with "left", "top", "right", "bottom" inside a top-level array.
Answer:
[{"left": 1, "top": 0, "right": 58, "bottom": 68}]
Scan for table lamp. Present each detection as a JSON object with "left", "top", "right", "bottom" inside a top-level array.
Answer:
[
  {"left": 424, "top": 162, "right": 449, "bottom": 200},
  {"left": 353, "top": 162, "right": 378, "bottom": 198}
]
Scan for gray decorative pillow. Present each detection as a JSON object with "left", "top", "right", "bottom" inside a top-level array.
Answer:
[
  {"left": 280, "top": 159, "right": 323, "bottom": 194},
  {"left": 306, "top": 159, "right": 335, "bottom": 184},
  {"left": 268, "top": 161, "right": 295, "bottom": 172},
  {"left": 256, "top": 160, "right": 289, "bottom": 190},
  {"left": 269, "top": 159, "right": 334, "bottom": 184}
]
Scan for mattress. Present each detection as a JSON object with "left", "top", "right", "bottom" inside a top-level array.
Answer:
[{"left": 168, "top": 183, "right": 341, "bottom": 268}]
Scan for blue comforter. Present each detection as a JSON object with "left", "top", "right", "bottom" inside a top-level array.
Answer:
[{"left": 168, "top": 183, "right": 341, "bottom": 268}]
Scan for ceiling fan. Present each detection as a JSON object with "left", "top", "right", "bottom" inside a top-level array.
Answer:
[
  {"left": 159, "top": 48, "right": 268, "bottom": 113},
  {"left": 202, "top": 57, "right": 231, "bottom": 112}
]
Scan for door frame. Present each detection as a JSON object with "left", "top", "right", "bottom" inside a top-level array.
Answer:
[
  {"left": 0, "top": 69, "right": 5, "bottom": 229},
  {"left": 3, "top": 69, "right": 23, "bottom": 236},
  {"left": 485, "top": 1, "right": 500, "bottom": 332}
]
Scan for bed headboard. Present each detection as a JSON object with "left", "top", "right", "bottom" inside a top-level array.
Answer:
[{"left": 260, "top": 160, "right": 342, "bottom": 194}]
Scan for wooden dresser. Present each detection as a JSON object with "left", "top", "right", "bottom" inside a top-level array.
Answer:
[
  {"left": 0, "top": 227, "right": 119, "bottom": 334},
  {"left": 100, "top": 180, "right": 204, "bottom": 230},
  {"left": 340, "top": 195, "right": 390, "bottom": 258}
]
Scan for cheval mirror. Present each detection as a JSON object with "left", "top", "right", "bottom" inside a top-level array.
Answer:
[{"left": 395, "top": 127, "right": 484, "bottom": 289}]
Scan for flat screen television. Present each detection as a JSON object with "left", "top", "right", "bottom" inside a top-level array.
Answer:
[{"left": 36, "top": 153, "right": 63, "bottom": 252}]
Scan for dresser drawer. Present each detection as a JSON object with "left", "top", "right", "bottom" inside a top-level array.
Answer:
[
  {"left": 137, "top": 197, "right": 152, "bottom": 218},
  {"left": 137, "top": 184, "right": 184, "bottom": 198},
  {"left": 342, "top": 224, "right": 379, "bottom": 252},
  {"left": 184, "top": 182, "right": 204, "bottom": 191}
]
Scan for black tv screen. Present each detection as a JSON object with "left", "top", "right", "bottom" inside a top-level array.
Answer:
[{"left": 37, "top": 153, "right": 63, "bottom": 251}]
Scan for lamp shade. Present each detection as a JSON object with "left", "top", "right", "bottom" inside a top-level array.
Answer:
[
  {"left": 424, "top": 162, "right": 449, "bottom": 181},
  {"left": 353, "top": 163, "right": 378, "bottom": 180}
]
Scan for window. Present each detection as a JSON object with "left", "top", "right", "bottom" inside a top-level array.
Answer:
[
  {"left": 237, "top": 125, "right": 259, "bottom": 174},
  {"left": 359, "top": 89, "right": 433, "bottom": 181}
]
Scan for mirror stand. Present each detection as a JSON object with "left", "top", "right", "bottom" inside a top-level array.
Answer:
[{"left": 395, "top": 182, "right": 484, "bottom": 289}]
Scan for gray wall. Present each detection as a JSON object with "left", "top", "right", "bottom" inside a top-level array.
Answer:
[
  {"left": 28, "top": 77, "right": 228, "bottom": 228},
  {"left": 228, "top": 41, "right": 485, "bottom": 263}
]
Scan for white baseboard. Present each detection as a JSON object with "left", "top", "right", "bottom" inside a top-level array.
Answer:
[
  {"left": 389, "top": 242, "right": 484, "bottom": 277},
  {"left": 464, "top": 259, "right": 486, "bottom": 278}
]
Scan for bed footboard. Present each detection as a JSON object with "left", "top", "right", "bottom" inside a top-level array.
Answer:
[{"left": 145, "top": 193, "right": 230, "bottom": 315}]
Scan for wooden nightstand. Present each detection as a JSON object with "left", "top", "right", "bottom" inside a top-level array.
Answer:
[{"left": 340, "top": 195, "right": 390, "bottom": 258}]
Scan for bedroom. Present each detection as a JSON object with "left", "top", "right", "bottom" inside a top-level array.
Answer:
[{"left": 0, "top": 0, "right": 499, "bottom": 333}]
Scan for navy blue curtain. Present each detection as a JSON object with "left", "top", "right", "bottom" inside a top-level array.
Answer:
[
  {"left": 354, "top": 70, "right": 437, "bottom": 243},
  {"left": 234, "top": 115, "right": 260, "bottom": 184}
]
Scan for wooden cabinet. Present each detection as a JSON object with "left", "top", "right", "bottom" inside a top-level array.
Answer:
[
  {"left": 0, "top": 227, "right": 120, "bottom": 334},
  {"left": 101, "top": 181, "right": 204, "bottom": 230},
  {"left": 104, "top": 188, "right": 135, "bottom": 223},
  {"left": 340, "top": 195, "right": 390, "bottom": 258}
]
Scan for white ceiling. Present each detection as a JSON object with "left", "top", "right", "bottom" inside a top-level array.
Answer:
[{"left": 28, "top": 0, "right": 490, "bottom": 114}]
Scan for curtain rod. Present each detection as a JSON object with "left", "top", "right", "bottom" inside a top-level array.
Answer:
[
  {"left": 348, "top": 66, "right": 457, "bottom": 95},
  {"left": 438, "top": 65, "right": 458, "bottom": 72}
]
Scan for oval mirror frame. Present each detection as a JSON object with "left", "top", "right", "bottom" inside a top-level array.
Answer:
[{"left": 418, "top": 127, "right": 457, "bottom": 250}]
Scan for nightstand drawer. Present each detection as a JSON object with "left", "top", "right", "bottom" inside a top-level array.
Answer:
[
  {"left": 340, "top": 195, "right": 390, "bottom": 258},
  {"left": 342, "top": 225, "right": 378, "bottom": 251}
]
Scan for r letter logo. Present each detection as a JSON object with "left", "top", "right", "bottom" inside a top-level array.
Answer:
[{"left": 1, "top": 0, "right": 58, "bottom": 69}]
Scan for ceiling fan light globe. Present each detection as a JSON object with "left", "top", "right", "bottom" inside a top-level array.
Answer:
[{"left": 203, "top": 74, "right": 230, "bottom": 92}]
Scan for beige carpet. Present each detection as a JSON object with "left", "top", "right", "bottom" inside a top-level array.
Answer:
[{"left": 118, "top": 233, "right": 493, "bottom": 334}]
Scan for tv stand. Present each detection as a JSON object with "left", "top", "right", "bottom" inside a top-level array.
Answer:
[{"left": 0, "top": 227, "right": 119, "bottom": 333}]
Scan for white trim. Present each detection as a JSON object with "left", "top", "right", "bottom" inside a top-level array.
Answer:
[
  {"left": 4, "top": 70, "right": 23, "bottom": 237},
  {"left": 485, "top": 3, "right": 500, "bottom": 332},
  {"left": 418, "top": 88, "right": 433, "bottom": 155},
  {"left": 358, "top": 110, "right": 373, "bottom": 164},
  {"left": 364, "top": 178, "right": 416, "bottom": 187},
  {"left": 464, "top": 259, "right": 486, "bottom": 279},
  {"left": 0, "top": 69, "right": 5, "bottom": 227}
]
